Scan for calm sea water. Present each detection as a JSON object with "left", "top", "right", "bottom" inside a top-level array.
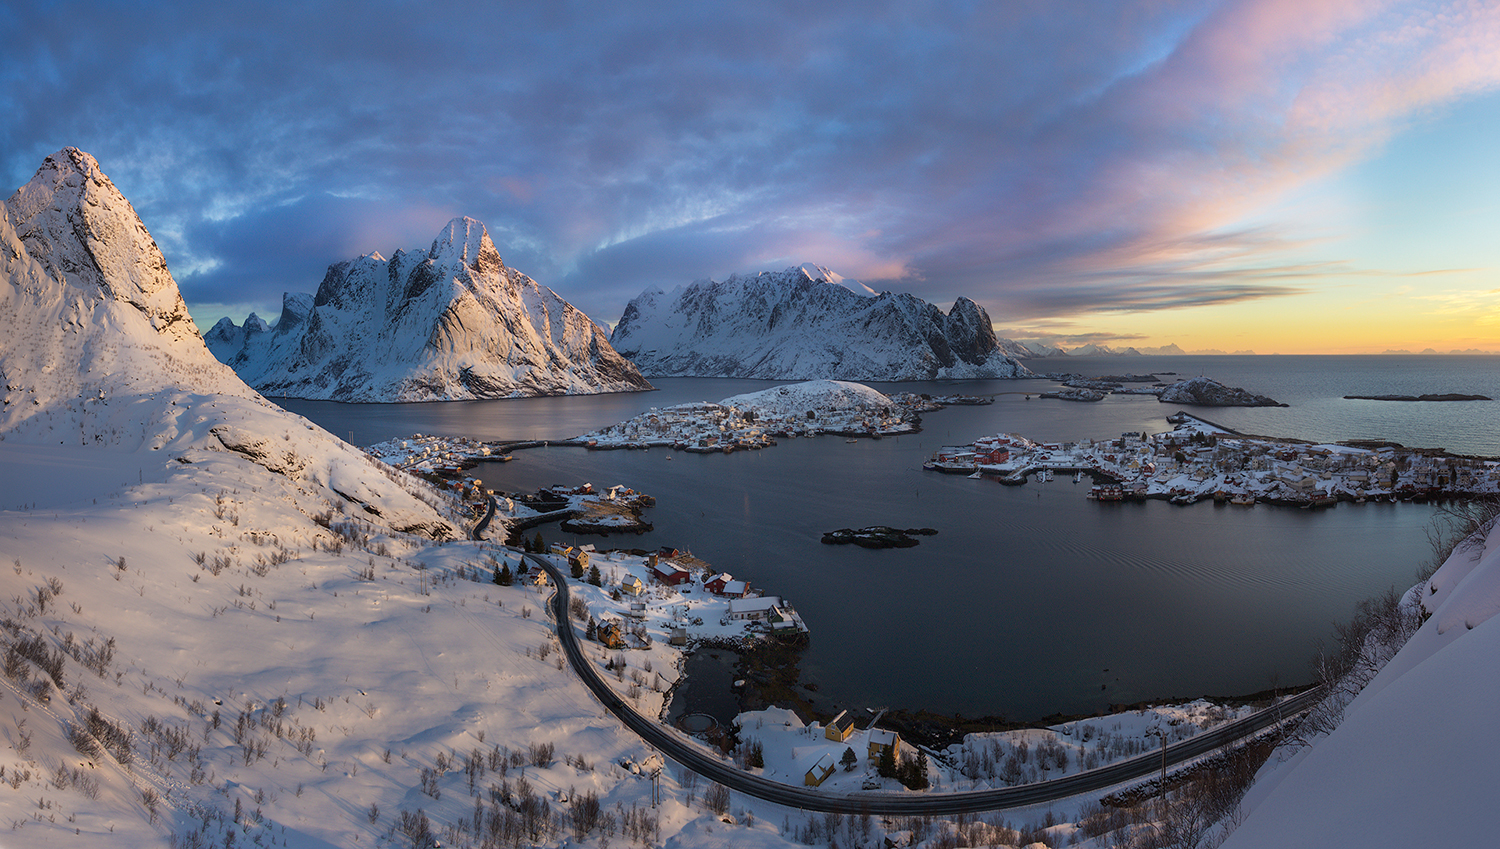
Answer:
[{"left": 277, "top": 355, "right": 1499, "bottom": 720}]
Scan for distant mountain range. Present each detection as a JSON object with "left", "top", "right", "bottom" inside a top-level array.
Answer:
[
  {"left": 609, "top": 264, "right": 1032, "bottom": 380},
  {"left": 207, "top": 218, "right": 652, "bottom": 401},
  {"left": 1379, "top": 348, "right": 1498, "bottom": 356},
  {"left": 1015, "top": 341, "right": 1258, "bottom": 357}
]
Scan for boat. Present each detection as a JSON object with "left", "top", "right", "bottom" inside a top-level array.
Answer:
[{"left": 846, "top": 438, "right": 858, "bottom": 444}]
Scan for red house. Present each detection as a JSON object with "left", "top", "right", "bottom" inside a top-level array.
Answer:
[{"left": 652, "top": 561, "right": 690, "bottom": 586}]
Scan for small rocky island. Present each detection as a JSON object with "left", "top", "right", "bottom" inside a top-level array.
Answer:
[
  {"left": 1158, "top": 376, "right": 1285, "bottom": 407},
  {"left": 821, "top": 526, "right": 938, "bottom": 548},
  {"left": 1344, "top": 393, "right": 1491, "bottom": 402}
]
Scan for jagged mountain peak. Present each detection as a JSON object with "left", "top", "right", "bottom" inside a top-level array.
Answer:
[
  {"left": 429, "top": 216, "right": 503, "bottom": 275},
  {"left": 610, "top": 266, "right": 1031, "bottom": 380},
  {"left": 794, "top": 262, "right": 877, "bottom": 296},
  {"left": 4, "top": 146, "right": 197, "bottom": 344},
  {"left": 213, "top": 218, "right": 651, "bottom": 401}
]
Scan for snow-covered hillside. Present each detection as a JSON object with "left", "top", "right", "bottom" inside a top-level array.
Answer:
[
  {"left": 719, "top": 380, "right": 895, "bottom": 418},
  {"left": 1220, "top": 518, "right": 1500, "bottom": 847},
  {"left": 609, "top": 266, "right": 1034, "bottom": 380},
  {"left": 211, "top": 219, "right": 653, "bottom": 401}
]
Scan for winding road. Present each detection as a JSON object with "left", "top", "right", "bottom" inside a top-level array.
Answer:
[{"left": 527, "top": 553, "right": 1320, "bottom": 814}]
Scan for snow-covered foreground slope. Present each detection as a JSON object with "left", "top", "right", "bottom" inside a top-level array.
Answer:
[
  {"left": 0, "top": 148, "right": 717, "bottom": 847},
  {"left": 609, "top": 266, "right": 1034, "bottom": 380},
  {"left": 211, "top": 218, "right": 652, "bottom": 401},
  {"left": 1221, "top": 521, "right": 1500, "bottom": 847}
]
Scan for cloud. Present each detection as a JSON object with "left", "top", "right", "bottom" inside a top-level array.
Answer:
[{"left": 6, "top": 0, "right": 1500, "bottom": 330}]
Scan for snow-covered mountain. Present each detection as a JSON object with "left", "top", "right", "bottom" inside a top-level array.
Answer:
[
  {"left": 609, "top": 265, "right": 1034, "bottom": 380},
  {"left": 211, "top": 219, "right": 652, "bottom": 401},
  {"left": 1, "top": 147, "right": 462, "bottom": 536}
]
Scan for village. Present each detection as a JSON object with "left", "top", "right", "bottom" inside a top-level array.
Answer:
[
  {"left": 566, "top": 389, "right": 942, "bottom": 453},
  {"left": 516, "top": 540, "right": 1272, "bottom": 802},
  {"left": 925, "top": 412, "right": 1500, "bottom": 506}
]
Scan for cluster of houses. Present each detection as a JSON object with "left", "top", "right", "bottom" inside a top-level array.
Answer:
[
  {"left": 365, "top": 433, "right": 504, "bottom": 475},
  {"left": 804, "top": 710, "right": 904, "bottom": 787},
  {"left": 570, "top": 392, "right": 931, "bottom": 454},
  {"left": 927, "top": 414, "right": 1500, "bottom": 506},
  {"left": 554, "top": 544, "right": 810, "bottom": 653},
  {"left": 575, "top": 402, "right": 781, "bottom": 453}
]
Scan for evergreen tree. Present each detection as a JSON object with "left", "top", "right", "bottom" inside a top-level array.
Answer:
[
  {"left": 840, "top": 747, "right": 858, "bottom": 772},
  {"left": 492, "top": 562, "right": 503, "bottom": 586},
  {"left": 912, "top": 750, "right": 930, "bottom": 790},
  {"left": 877, "top": 744, "right": 896, "bottom": 779},
  {"left": 587, "top": 565, "right": 602, "bottom": 586},
  {"left": 533, "top": 531, "right": 545, "bottom": 553},
  {"left": 571, "top": 559, "right": 585, "bottom": 580},
  {"left": 497, "top": 563, "right": 513, "bottom": 586},
  {"left": 585, "top": 617, "right": 597, "bottom": 641}
]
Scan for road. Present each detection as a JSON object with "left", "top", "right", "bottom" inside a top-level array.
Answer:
[{"left": 528, "top": 554, "right": 1320, "bottom": 814}]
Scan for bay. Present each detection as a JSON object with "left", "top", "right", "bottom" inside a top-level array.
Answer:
[{"left": 275, "top": 355, "right": 1488, "bottom": 721}]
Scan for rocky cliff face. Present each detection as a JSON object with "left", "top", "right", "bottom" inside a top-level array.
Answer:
[
  {"left": 211, "top": 218, "right": 653, "bottom": 401},
  {"left": 609, "top": 265, "right": 1033, "bottom": 380}
]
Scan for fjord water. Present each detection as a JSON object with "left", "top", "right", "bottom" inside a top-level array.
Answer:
[{"left": 278, "top": 355, "right": 1500, "bottom": 721}]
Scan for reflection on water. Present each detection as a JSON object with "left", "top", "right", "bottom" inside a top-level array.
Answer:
[{"left": 277, "top": 363, "right": 1459, "bottom": 720}]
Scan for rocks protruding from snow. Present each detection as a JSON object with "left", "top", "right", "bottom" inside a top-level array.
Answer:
[
  {"left": 1157, "top": 377, "right": 1284, "bottom": 407},
  {"left": 212, "top": 218, "right": 653, "bottom": 401},
  {"left": 609, "top": 266, "right": 1033, "bottom": 380}
]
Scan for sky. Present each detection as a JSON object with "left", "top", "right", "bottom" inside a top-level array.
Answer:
[{"left": 4, "top": 0, "right": 1500, "bottom": 355}]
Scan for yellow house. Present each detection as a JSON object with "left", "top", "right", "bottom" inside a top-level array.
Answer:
[
  {"left": 620, "top": 575, "right": 645, "bottom": 596},
  {"left": 597, "top": 621, "right": 625, "bottom": 649},
  {"left": 569, "top": 548, "right": 590, "bottom": 573},
  {"left": 868, "top": 729, "right": 900, "bottom": 763},
  {"left": 804, "top": 752, "right": 837, "bottom": 787},
  {"left": 824, "top": 710, "right": 855, "bottom": 742}
]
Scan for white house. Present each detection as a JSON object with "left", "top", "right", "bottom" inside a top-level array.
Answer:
[{"left": 728, "top": 596, "right": 783, "bottom": 621}]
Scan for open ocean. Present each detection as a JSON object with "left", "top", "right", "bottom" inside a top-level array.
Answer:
[{"left": 278, "top": 355, "right": 1498, "bottom": 720}]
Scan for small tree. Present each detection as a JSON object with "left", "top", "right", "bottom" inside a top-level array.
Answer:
[
  {"left": 492, "top": 562, "right": 504, "bottom": 585},
  {"left": 585, "top": 617, "right": 597, "bottom": 641},
  {"left": 533, "top": 531, "right": 545, "bottom": 553},
  {"left": 497, "top": 563, "right": 513, "bottom": 586},
  {"left": 571, "top": 559, "right": 585, "bottom": 580},
  {"left": 745, "top": 739, "right": 764, "bottom": 769},
  {"left": 877, "top": 744, "right": 896, "bottom": 779},
  {"left": 840, "top": 747, "right": 858, "bottom": 772},
  {"left": 587, "top": 565, "right": 602, "bottom": 587},
  {"left": 703, "top": 782, "right": 730, "bottom": 815},
  {"left": 909, "top": 750, "right": 930, "bottom": 790}
]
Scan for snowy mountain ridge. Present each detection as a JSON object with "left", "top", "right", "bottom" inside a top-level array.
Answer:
[
  {"left": 610, "top": 266, "right": 1034, "bottom": 380},
  {"left": 211, "top": 218, "right": 653, "bottom": 401},
  {"left": 1, "top": 147, "right": 461, "bottom": 534}
]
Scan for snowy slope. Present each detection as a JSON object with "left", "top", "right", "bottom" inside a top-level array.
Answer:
[
  {"left": 0, "top": 148, "right": 818, "bottom": 848},
  {"left": 1220, "top": 523, "right": 1500, "bottom": 847},
  {"left": 211, "top": 220, "right": 653, "bottom": 401},
  {"left": 609, "top": 266, "right": 1034, "bottom": 380}
]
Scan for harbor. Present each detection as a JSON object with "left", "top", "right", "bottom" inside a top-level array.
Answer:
[{"left": 925, "top": 411, "right": 1500, "bottom": 507}]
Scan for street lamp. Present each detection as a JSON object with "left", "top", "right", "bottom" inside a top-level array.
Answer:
[{"left": 1145, "top": 728, "right": 1168, "bottom": 800}]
